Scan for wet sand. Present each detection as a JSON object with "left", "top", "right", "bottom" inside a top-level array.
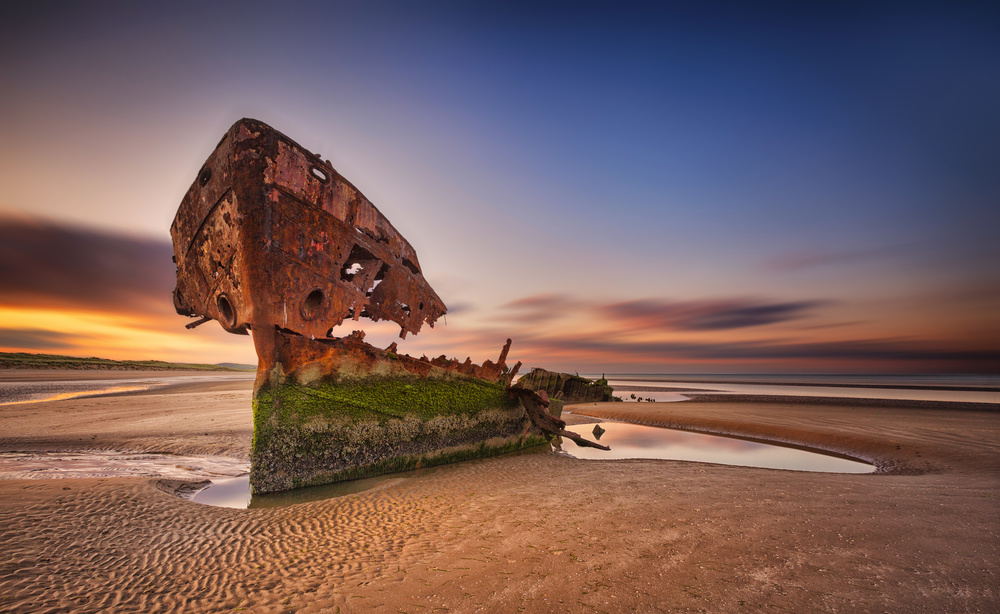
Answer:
[
  {"left": 0, "top": 372, "right": 254, "bottom": 460},
  {"left": 1, "top": 373, "right": 998, "bottom": 613}
]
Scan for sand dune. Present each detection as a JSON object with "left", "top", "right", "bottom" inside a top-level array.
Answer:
[{"left": 1, "top": 373, "right": 997, "bottom": 612}]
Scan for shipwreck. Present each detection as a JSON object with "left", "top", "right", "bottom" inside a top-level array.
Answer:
[{"left": 171, "top": 118, "right": 605, "bottom": 494}]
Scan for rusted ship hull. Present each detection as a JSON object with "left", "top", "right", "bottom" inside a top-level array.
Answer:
[{"left": 171, "top": 119, "right": 555, "bottom": 494}]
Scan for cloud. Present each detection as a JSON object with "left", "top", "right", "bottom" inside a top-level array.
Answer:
[
  {"left": 516, "top": 334, "right": 1000, "bottom": 372},
  {"left": 761, "top": 246, "right": 903, "bottom": 272},
  {"left": 599, "top": 298, "right": 829, "bottom": 331},
  {"left": 0, "top": 327, "right": 83, "bottom": 350},
  {"left": 498, "top": 293, "right": 587, "bottom": 323},
  {"left": 503, "top": 294, "right": 579, "bottom": 310},
  {"left": 499, "top": 294, "right": 828, "bottom": 331},
  {"left": 0, "top": 216, "right": 175, "bottom": 314},
  {"left": 748, "top": 339, "right": 1000, "bottom": 364},
  {"left": 441, "top": 301, "right": 473, "bottom": 315}
]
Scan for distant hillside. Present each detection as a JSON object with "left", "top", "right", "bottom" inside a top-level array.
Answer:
[
  {"left": 0, "top": 351, "right": 251, "bottom": 372},
  {"left": 215, "top": 362, "right": 257, "bottom": 371}
]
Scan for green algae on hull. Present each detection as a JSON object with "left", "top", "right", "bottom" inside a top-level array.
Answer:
[{"left": 251, "top": 376, "right": 545, "bottom": 494}]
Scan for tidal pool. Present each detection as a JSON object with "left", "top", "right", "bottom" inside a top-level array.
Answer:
[
  {"left": 190, "top": 421, "right": 872, "bottom": 508},
  {"left": 190, "top": 473, "right": 404, "bottom": 509},
  {"left": 558, "top": 422, "right": 873, "bottom": 473}
]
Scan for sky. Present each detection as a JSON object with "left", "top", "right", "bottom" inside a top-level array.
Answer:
[{"left": 1, "top": 1, "right": 998, "bottom": 374}]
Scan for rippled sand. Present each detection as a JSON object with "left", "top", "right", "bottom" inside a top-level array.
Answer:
[{"left": 1, "top": 372, "right": 998, "bottom": 612}]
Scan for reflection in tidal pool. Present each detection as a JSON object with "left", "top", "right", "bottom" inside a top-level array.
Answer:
[
  {"left": 560, "top": 422, "right": 873, "bottom": 473},
  {"left": 190, "top": 474, "right": 402, "bottom": 509},
  {"left": 190, "top": 421, "right": 872, "bottom": 508}
]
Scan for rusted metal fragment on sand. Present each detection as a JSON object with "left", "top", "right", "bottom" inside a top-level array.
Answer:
[{"left": 516, "top": 368, "right": 616, "bottom": 404}]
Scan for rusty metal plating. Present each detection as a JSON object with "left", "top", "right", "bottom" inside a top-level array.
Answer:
[{"left": 171, "top": 118, "right": 446, "bottom": 342}]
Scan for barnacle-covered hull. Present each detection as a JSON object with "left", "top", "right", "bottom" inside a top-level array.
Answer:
[{"left": 250, "top": 328, "right": 543, "bottom": 493}]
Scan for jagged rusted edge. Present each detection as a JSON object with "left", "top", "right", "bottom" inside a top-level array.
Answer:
[{"left": 253, "top": 327, "right": 522, "bottom": 391}]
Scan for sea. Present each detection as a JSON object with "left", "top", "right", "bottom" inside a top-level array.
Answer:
[
  {"left": 579, "top": 373, "right": 1000, "bottom": 405},
  {"left": 1, "top": 371, "right": 997, "bottom": 406}
]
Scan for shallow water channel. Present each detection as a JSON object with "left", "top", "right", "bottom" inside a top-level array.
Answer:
[
  {"left": 189, "top": 421, "right": 873, "bottom": 508},
  {"left": 0, "top": 423, "right": 872, "bottom": 509},
  {"left": 0, "top": 373, "right": 255, "bottom": 406},
  {"left": 0, "top": 451, "right": 248, "bottom": 481}
]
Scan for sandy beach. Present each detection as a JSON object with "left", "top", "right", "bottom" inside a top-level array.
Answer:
[{"left": 1, "top": 373, "right": 998, "bottom": 613}]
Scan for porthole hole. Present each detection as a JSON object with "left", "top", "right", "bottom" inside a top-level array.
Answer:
[
  {"left": 302, "top": 289, "right": 325, "bottom": 320},
  {"left": 310, "top": 166, "right": 329, "bottom": 183},
  {"left": 216, "top": 294, "right": 236, "bottom": 328}
]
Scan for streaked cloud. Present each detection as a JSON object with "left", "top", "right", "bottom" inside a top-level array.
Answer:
[
  {"left": 0, "top": 215, "right": 174, "bottom": 313},
  {"left": 761, "top": 246, "right": 901, "bottom": 272},
  {"left": 599, "top": 298, "right": 830, "bottom": 331},
  {"left": 503, "top": 294, "right": 581, "bottom": 310},
  {"left": 0, "top": 327, "right": 83, "bottom": 350},
  {"left": 508, "top": 332, "right": 1000, "bottom": 373},
  {"left": 499, "top": 294, "right": 588, "bottom": 323},
  {"left": 0, "top": 217, "right": 255, "bottom": 363},
  {"left": 501, "top": 293, "right": 829, "bottom": 331}
]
